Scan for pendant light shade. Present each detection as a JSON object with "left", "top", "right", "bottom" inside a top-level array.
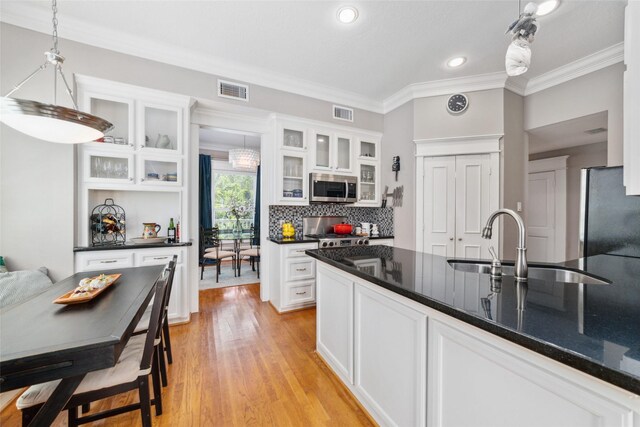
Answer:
[
  {"left": 0, "top": 0, "right": 113, "bottom": 143},
  {"left": 1, "top": 97, "right": 112, "bottom": 143},
  {"left": 229, "top": 147, "right": 260, "bottom": 171}
]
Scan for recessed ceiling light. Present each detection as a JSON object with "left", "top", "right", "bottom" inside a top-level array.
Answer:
[
  {"left": 337, "top": 6, "right": 359, "bottom": 24},
  {"left": 447, "top": 57, "right": 467, "bottom": 68},
  {"left": 536, "top": 0, "right": 559, "bottom": 16}
]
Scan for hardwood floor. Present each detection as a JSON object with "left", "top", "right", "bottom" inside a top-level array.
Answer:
[{"left": 0, "top": 285, "right": 374, "bottom": 426}]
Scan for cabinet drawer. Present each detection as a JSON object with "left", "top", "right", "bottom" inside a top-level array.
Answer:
[
  {"left": 285, "top": 281, "right": 315, "bottom": 306},
  {"left": 285, "top": 258, "right": 316, "bottom": 282},
  {"left": 76, "top": 251, "right": 134, "bottom": 272},
  {"left": 284, "top": 243, "right": 318, "bottom": 259},
  {"left": 137, "top": 251, "right": 182, "bottom": 266}
]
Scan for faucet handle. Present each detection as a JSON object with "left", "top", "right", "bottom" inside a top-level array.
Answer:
[
  {"left": 488, "top": 246, "right": 502, "bottom": 279},
  {"left": 489, "top": 246, "right": 499, "bottom": 262}
]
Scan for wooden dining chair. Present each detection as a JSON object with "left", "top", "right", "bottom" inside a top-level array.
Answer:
[
  {"left": 238, "top": 227, "right": 260, "bottom": 279},
  {"left": 133, "top": 255, "right": 177, "bottom": 388},
  {"left": 201, "top": 226, "right": 236, "bottom": 282},
  {"left": 17, "top": 263, "right": 171, "bottom": 427}
]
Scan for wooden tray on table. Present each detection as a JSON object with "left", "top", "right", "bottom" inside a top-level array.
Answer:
[{"left": 53, "top": 274, "right": 122, "bottom": 304}]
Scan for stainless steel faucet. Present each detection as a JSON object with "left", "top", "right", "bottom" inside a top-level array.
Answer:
[{"left": 481, "top": 209, "right": 528, "bottom": 282}]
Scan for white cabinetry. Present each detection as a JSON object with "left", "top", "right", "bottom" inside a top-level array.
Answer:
[
  {"left": 270, "top": 242, "right": 318, "bottom": 312},
  {"left": 624, "top": 2, "right": 640, "bottom": 195},
  {"left": 75, "top": 246, "right": 190, "bottom": 324},
  {"left": 316, "top": 264, "right": 640, "bottom": 427},
  {"left": 354, "top": 283, "right": 427, "bottom": 427},
  {"left": 428, "top": 318, "right": 637, "bottom": 427},
  {"left": 316, "top": 265, "right": 354, "bottom": 384},
  {"left": 368, "top": 238, "right": 394, "bottom": 246},
  {"left": 273, "top": 116, "right": 381, "bottom": 206}
]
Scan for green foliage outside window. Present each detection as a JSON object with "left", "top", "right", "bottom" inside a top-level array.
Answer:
[{"left": 213, "top": 172, "right": 256, "bottom": 230}]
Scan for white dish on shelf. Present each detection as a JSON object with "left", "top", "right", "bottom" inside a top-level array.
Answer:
[{"left": 130, "top": 237, "right": 167, "bottom": 244}]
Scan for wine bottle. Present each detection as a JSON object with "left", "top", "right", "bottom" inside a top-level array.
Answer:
[{"left": 168, "top": 218, "right": 176, "bottom": 243}]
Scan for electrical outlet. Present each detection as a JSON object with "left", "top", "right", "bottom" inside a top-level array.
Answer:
[{"left": 517, "top": 202, "right": 522, "bottom": 212}]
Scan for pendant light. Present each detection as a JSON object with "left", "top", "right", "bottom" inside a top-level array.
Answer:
[
  {"left": 0, "top": 0, "right": 113, "bottom": 143},
  {"left": 229, "top": 136, "right": 260, "bottom": 171}
]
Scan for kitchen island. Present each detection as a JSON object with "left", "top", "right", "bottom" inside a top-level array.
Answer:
[{"left": 306, "top": 245, "right": 640, "bottom": 427}]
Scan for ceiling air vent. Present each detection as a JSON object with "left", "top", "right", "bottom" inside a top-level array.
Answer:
[
  {"left": 218, "top": 79, "right": 249, "bottom": 102},
  {"left": 333, "top": 105, "right": 354, "bottom": 122},
  {"left": 584, "top": 127, "right": 607, "bottom": 135}
]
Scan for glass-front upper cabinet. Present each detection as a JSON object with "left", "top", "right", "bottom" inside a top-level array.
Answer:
[
  {"left": 83, "top": 150, "right": 134, "bottom": 184},
  {"left": 139, "top": 103, "right": 182, "bottom": 153},
  {"left": 358, "top": 162, "right": 378, "bottom": 205},
  {"left": 359, "top": 138, "right": 378, "bottom": 160},
  {"left": 139, "top": 155, "right": 181, "bottom": 186},
  {"left": 312, "top": 131, "right": 332, "bottom": 170},
  {"left": 280, "top": 152, "right": 307, "bottom": 203},
  {"left": 334, "top": 134, "right": 352, "bottom": 173},
  {"left": 84, "top": 94, "right": 135, "bottom": 148},
  {"left": 281, "top": 126, "right": 306, "bottom": 150}
]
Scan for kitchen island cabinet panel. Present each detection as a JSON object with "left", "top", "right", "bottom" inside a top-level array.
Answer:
[
  {"left": 317, "top": 265, "right": 354, "bottom": 385},
  {"left": 428, "top": 317, "right": 636, "bottom": 427},
  {"left": 354, "top": 282, "right": 427, "bottom": 427}
]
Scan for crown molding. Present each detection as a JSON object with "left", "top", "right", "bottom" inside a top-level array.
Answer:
[
  {"left": 0, "top": 2, "right": 384, "bottom": 114},
  {"left": 383, "top": 72, "right": 517, "bottom": 114},
  {"left": 524, "top": 43, "right": 624, "bottom": 96}
]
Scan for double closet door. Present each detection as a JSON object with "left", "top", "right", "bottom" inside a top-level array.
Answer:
[{"left": 422, "top": 154, "right": 494, "bottom": 259}]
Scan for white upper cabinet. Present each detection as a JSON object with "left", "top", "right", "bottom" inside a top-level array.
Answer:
[
  {"left": 76, "top": 75, "right": 191, "bottom": 189},
  {"left": 274, "top": 116, "right": 381, "bottom": 206}
]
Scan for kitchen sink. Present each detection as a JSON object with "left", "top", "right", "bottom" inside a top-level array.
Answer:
[{"left": 447, "top": 260, "right": 611, "bottom": 285}]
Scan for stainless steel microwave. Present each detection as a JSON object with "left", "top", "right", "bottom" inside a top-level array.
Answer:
[{"left": 309, "top": 173, "right": 357, "bottom": 203}]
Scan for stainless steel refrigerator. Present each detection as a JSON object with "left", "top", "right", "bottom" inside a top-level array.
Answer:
[{"left": 580, "top": 166, "right": 640, "bottom": 258}]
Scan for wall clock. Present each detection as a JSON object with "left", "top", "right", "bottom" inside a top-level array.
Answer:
[{"left": 447, "top": 93, "right": 469, "bottom": 114}]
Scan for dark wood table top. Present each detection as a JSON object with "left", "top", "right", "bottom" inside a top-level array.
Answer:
[{"left": 0, "top": 265, "right": 164, "bottom": 392}]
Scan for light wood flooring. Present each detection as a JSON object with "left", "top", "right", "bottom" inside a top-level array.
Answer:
[{"left": 0, "top": 284, "right": 374, "bottom": 426}]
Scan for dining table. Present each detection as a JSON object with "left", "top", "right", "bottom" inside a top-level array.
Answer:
[
  {"left": 0, "top": 265, "right": 164, "bottom": 426},
  {"left": 218, "top": 230, "right": 253, "bottom": 276}
]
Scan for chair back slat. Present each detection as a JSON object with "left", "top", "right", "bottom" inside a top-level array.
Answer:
[
  {"left": 140, "top": 261, "right": 173, "bottom": 370},
  {"left": 162, "top": 255, "right": 178, "bottom": 323}
]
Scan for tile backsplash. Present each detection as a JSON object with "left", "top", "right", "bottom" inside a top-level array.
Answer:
[{"left": 269, "top": 205, "right": 393, "bottom": 237}]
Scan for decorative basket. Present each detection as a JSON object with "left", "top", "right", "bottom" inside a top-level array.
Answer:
[{"left": 90, "top": 198, "right": 126, "bottom": 246}]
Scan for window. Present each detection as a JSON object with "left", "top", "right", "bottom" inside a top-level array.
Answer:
[{"left": 212, "top": 162, "right": 256, "bottom": 231}]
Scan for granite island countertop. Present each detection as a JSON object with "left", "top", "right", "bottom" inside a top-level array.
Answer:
[{"left": 306, "top": 245, "right": 640, "bottom": 395}]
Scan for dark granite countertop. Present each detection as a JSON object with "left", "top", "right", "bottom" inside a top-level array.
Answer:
[
  {"left": 74, "top": 241, "right": 192, "bottom": 252},
  {"left": 269, "top": 237, "right": 320, "bottom": 245},
  {"left": 368, "top": 235, "right": 394, "bottom": 240},
  {"left": 306, "top": 246, "right": 640, "bottom": 395}
]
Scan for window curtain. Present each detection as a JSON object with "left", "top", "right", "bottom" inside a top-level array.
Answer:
[
  {"left": 253, "top": 165, "right": 261, "bottom": 246},
  {"left": 199, "top": 154, "right": 213, "bottom": 230}
]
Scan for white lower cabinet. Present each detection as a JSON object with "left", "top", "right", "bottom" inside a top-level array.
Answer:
[
  {"left": 316, "top": 263, "right": 640, "bottom": 427},
  {"left": 354, "top": 283, "right": 427, "bottom": 427},
  {"left": 270, "top": 242, "right": 318, "bottom": 312},
  {"left": 74, "top": 246, "right": 190, "bottom": 324}
]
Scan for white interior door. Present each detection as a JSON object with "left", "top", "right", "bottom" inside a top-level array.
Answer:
[
  {"left": 527, "top": 171, "right": 556, "bottom": 262},
  {"left": 454, "top": 154, "right": 493, "bottom": 260},
  {"left": 422, "top": 156, "right": 456, "bottom": 257}
]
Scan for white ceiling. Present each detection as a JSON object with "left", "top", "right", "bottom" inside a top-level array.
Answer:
[
  {"left": 199, "top": 127, "right": 261, "bottom": 152},
  {"left": 0, "top": 1, "right": 626, "bottom": 107},
  {"left": 528, "top": 111, "right": 608, "bottom": 154}
]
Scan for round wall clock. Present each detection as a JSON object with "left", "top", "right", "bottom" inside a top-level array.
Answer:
[{"left": 447, "top": 93, "right": 469, "bottom": 114}]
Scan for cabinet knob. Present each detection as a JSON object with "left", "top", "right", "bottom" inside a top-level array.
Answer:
[
  {"left": 449, "top": 237, "right": 454, "bottom": 241},
  {"left": 458, "top": 238, "right": 462, "bottom": 241},
  {"left": 129, "top": 177, "right": 134, "bottom": 181}
]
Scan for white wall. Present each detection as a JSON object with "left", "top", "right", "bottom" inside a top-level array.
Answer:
[
  {"left": 529, "top": 141, "right": 607, "bottom": 260},
  {"left": 0, "top": 23, "right": 383, "bottom": 280},
  {"left": 525, "top": 63, "right": 624, "bottom": 166},
  {"left": 381, "top": 100, "right": 414, "bottom": 250}
]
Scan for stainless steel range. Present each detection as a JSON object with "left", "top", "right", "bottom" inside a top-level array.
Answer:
[{"left": 303, "top": 216, "right": 369, "bottom": 248}]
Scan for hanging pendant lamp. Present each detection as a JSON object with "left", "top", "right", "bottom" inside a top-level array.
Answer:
[
  {"left": 229, "top": 136, "right": 260, "bottom": 171},
  {"left": 0, "top": 0, "right": 113, "bottom": 143}
]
